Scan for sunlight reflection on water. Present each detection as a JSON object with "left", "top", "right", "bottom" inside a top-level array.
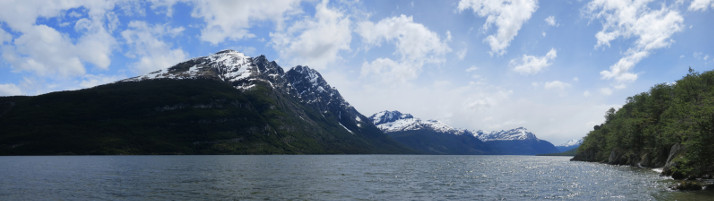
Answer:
[{"left": 0, "top": 155, "right": 709, "bottom": 200}]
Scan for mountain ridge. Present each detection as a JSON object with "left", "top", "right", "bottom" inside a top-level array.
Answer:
[
  {"left": 0, "top": 50, "right": 410, "bottom": 155},
  {"left": 370, "top": 110, "right": 559, "bottom": 155}
]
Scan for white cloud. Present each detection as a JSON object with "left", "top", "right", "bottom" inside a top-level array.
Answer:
[
  {"left": 149, "top": 0, "right": 182, "bottom": 17},
  {"left": 270, "top": 0, "right": 351, "bottom": 69},
  {"left": 190, "top": 0, "right": 302, "bottom": 44},
  {"left": 0, "top": 1, "right": 117, "bottom": 78},
  {"left": 689, "top": 0, "right": 714, "bottom": 11},
  {"left": 465, "top": 66, "right": 479, "bottom": 72},
  {"left": 458, "top": 0, "right": 538, "bottom": 55},
  {"left": 121, "top": 21, "right": 188, "bottom": 74},
  {"left": 358, "top": 15, "right": 451, "bottom": 63},
  {"left": 511, "top": 48, "right": 557, "bottom": 74},
  {"left": 544, "top": 16, "right": 558, "bottom": 27},
  {"left": 360, "top": 58, "right": 418, "bottom": 84},
  {"left": 0, "top": 28, "right": 11, "bottom": 43},
  {"left": 465, "top": 66, "right": 481, "bottom": 80},
  {"left": 0, "top": 83, "right": 22, "bottom": 96},
  {"left": 78, "top": 74, "right": 124, "bottom": 88},
  {"left": 587, "top": 0, "right": 684, "bottom": 85},
  {"left": 693, "top": 51, "right": 710, "bottom": 61},
  {"left": 357, "top": 14, "right": 451, "bottom": 83},
  {"left": 0, "top": 1, "right": 82, "bottom": 32},
  {"left": 3, "top": 25, "right": 87, "bottom": 77},
  {"left": 583, "top": 90, "right": 591, "bottom": 97},
  {"left": 457, "top": 47, "right": 468, "bottom": 60},
  {"left": 544, "top": 80, "right": 570, "bottom": 91}
]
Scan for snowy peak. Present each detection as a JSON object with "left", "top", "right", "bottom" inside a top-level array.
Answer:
[
  {"left": 122, "top": 49, "right": 289, "bottom": 91},
  {"left": 476, "top": 127, "right": 539, "bottom": 141},
  {"left": 369, "top": 111, "right": 465, "bottom": 135},
  {"left": 559, "top": 138, "right": 582, "bottom": 147},
  {"left": 555, "top": 138, "right": 582, "bottom": 152},
  {"left": 125, "top": 49, "right": 251, "bottom": 82},
  {"left": 370, "top": 110, "right": 414, "bottom": 125},
  {"left": 285, "top": 65, "right": 340, "bottom": 103}
]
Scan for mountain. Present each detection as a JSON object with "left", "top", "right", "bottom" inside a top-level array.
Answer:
[
  {"left": 475, "top": 127, "right": 538, "bottom": 141},
  {"left": 474, "top": 127, "right": 559, "bottom": 155},
  {"left": 556, "top": 138, "right": 582, "bottom": 152},
  {"left": 0, "top": 50, "right": 410, "bottom": 155},
  {"left": 370, "top": 111, "right": 559, "bottom": 155},
  {"left": 369, "top": 111, "right": 489, "bottom": 154}
]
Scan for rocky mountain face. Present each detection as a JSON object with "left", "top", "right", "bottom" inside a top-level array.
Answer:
[
  {"left": 0, "top": 50, "right": 409, "bottom": 155},
  {"left": 124, "top": 50, "right": 371, "bottom": 138},
  {"left": 370, "top": 110, "right": 559, "bottom": 155}
]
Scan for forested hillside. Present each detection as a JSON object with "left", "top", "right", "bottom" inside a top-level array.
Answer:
[{"left": 573, "top": 68, "right": 714, "bottom": 179}]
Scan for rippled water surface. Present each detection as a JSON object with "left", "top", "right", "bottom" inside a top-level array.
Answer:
[{"left": 1, "top": 155, "right": 712, "bottom": 200}]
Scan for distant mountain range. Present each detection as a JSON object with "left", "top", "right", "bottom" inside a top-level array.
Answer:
[
  {"left": 370, "top": 110, "right": 559, "bottom": 155},
  {"left": 1, "top": 50, "right": 563, "bottom": 155},
  {"left": 555, "top": 138, "right": 582, "bottom": 152}
]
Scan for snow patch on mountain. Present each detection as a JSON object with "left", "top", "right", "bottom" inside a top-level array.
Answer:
[
  {"left": 124, "top": 49, "right": 253, "bottom": 83},
  {"left": 369, "top": 111, "right": 467, "bottom": 135},
  {"left": 474, "top": 127, "right": 539, "bottom": 141},
  {"left": 121, "top": 49, "right": 369, "bottom": 137},
  {"left": 559, "top": 138, "right": 582, "bottom": 147}
]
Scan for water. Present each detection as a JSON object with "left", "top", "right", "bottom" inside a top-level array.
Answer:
[{"left": 0, "top": 155, "right": 712, "bottom": 200}]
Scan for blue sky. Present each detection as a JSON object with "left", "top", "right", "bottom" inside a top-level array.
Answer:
[{"left": 1, "top": 0, "right": 713, "bottom": 144}]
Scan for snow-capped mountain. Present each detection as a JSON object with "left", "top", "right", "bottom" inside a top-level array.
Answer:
[
  {"left": 369, "top": 110, "right": 559, "bottom": 155},
  {"left": 474, "top": 127, "right": 539, "bottom": 141},
  {"left": 111, "top": 49, "right": 407, "bottom": 153},
  {"left": 368, "top": 110, "right": 488, "bottom": 154},
  {"left": 560, "top": 138, "right": 583, "bottom": 147},
  {"left": 369, "top": 110, "right": 467, "bottom": 135},
  {"left": 124, "top": 50, "right": 283, "bottom": 91},
  {"left": 123, "top": 49, "right": 369, "bottom": 136},
  {"left": 556, "top": 138, "right": 582, "bottom": 152},
  {"left": 472, "top": 127, "right": 558, "bottom": 154}
]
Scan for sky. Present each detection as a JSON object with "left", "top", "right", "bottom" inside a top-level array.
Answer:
[{"left": 1, "top": 0, "right": 713, "bottom": 145}]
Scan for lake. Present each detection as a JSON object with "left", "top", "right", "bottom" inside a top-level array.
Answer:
[{"left": 1, "top": 155, "right": 712, "bottom": 200}]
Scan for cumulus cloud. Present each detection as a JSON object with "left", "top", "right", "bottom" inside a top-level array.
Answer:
[
  {"left": 586, "top": 0, "right": 684, "bottom": 85},
  {"left": 356, "top": 15, "right": 451, "bottom": 83},
  {"left": 0, "top": 1, "right": 117, "bottom": 78},
  {"left": 689, "top": 0, "right": 714, "bottom": 11},
  {"left": 358, "top": 15, "right": 451, "bottom": 63},
  {"left": 511, "top": 48, "right": 557, "bottom": 74},
  {"left": 544, "top": 80, "right": 570, "bottom": 91},
  {"left": 2, "top": 25, "right": 87, "bottom": 77},
  {"left": 121, "top": 21, "right": 188, "bottom": 74},
  {"left": 544, "top": 16, "right": 558, "bottom": 27},
  {"left": 190, "top": 0, "right": 302, "bottom": 44},
  {"left": 0, "top": 83, "right": 22, "bottom": 96},
  {"left": 360, "top": 58, "right": 418, "bottom": 84},
  {"left": 270, "top": 0, "right": 351, "bottom": 69},
  {"left": 457, "top": 0, "right": 538, "bottom": 55}
]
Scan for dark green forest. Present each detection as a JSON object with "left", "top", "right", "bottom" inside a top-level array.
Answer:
[
  {"left": 574, "top": 68, "right": 714, "bottom": 179},
  {"left": 0, "top": 79, "right": 408, "bottom": 155}
]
